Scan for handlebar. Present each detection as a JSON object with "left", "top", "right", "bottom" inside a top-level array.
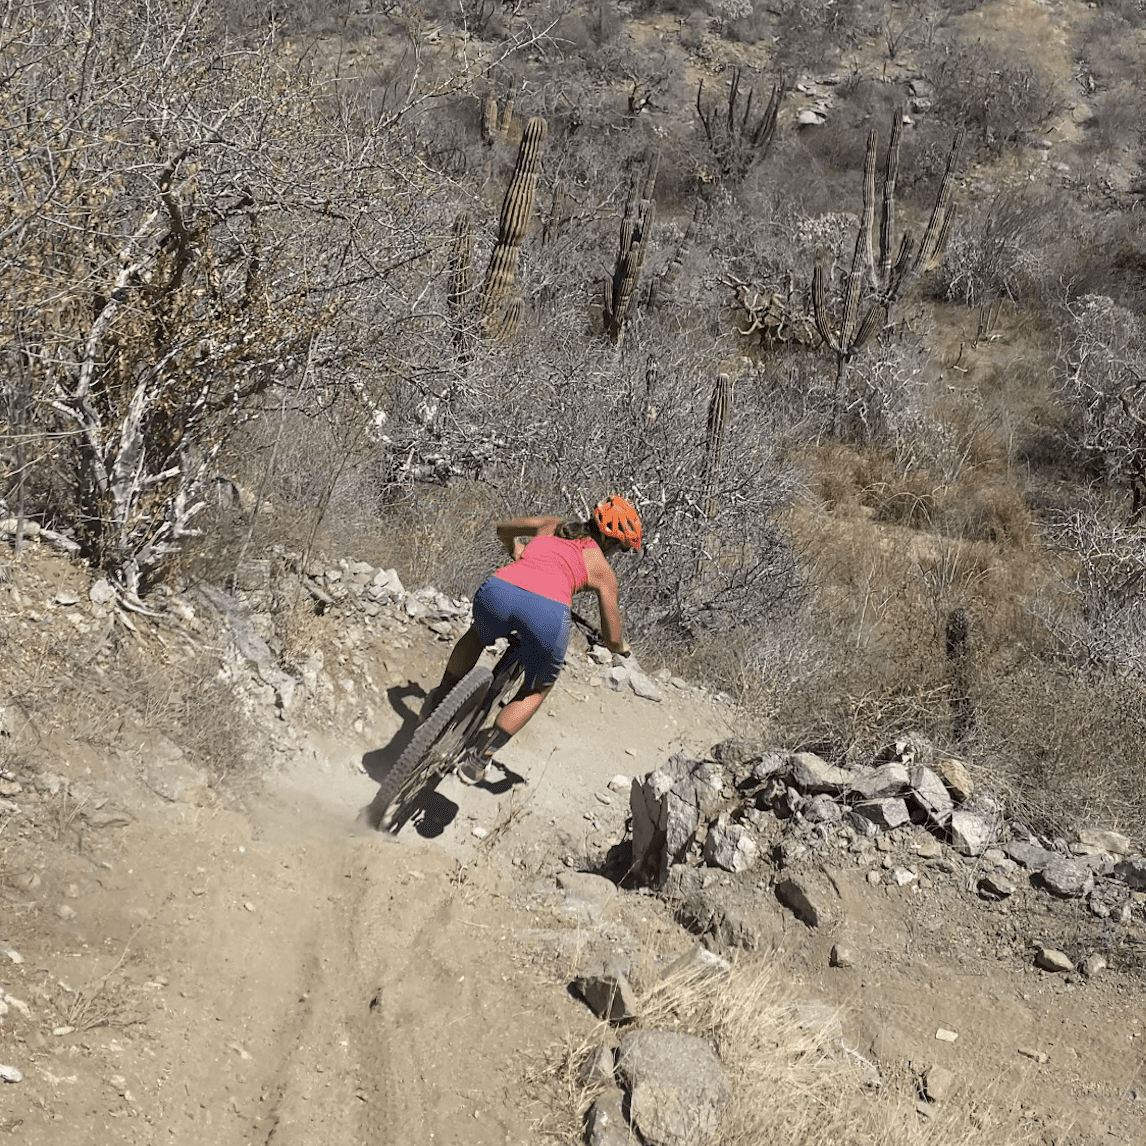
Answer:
[{"left": 570, "top": 608, "right": 630, "bottom": 657}]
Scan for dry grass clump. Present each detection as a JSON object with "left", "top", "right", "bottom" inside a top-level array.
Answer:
[
  {"left": 976, "top": 662, "right": 1146, "bottom": 841},
  {"left": 530, "top": 957, "right": 1037, "bottom": 1146}
]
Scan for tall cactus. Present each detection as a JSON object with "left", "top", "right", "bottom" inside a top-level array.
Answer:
[
  {"left": 696, "top": 69, "right": 785, "bottom": 181},
  {"left": 476, "top": 116, "right": 547, "bottom": 341},
  {"left": 695, "top": 372, "right": 735, "bottom": 582},
  {"left": 648, "top": 199, "right": 701, "bottom": 310},
  {"left": 499, "top": 90, "right": 516, "bottom": 142},
  {"left": 703, "top": 372, "right": 733, "bottom": 520},
  {"left": 812, "top": 107, "right": 963, "bottom": 433},
  {"left": 603, "top": 154, "right": 658, "bottom": 345},
  {"left": 480, "top": 91, "right": 499, "bottom": 144}
]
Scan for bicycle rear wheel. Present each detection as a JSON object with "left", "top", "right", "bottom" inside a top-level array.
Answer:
[{"left": 372, "top": 666, "right": 493, "bottom": 833}]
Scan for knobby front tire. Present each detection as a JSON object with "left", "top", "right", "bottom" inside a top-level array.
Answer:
[{"left": 373, "top": 666, "right": 493, "bottom": 834}]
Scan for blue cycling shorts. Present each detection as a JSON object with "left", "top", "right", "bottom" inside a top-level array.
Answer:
[{"left": 471, "top": 577, "right": 571, "bottom": 690}]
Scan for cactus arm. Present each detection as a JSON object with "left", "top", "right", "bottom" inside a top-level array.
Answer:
[
  {"left": 604, "top": 154, "right": 658, "bottom": 343},
  {"left": 481, "top": 91, "right": 498, "bottom": 144},
  {"left": 812, "top": 254, "right": 842, "bottom": 354},
  {"left": 477, "top": 116, "right": 548, "bottom": 338},
  {"left": 877, "top": 107, "right": 904, "bottom": 288},
  {"left": 916, "top": 127, "right": 964, "bottom": 273},
  {"left": 853, "top": 303, "right": 887, "bottom": 353},
  {"left": 859, "top": 129, "right": 879, "bottom": 291}
]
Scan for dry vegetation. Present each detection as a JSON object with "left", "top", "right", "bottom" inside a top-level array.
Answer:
[
  {"left": 4, "top": 0, "right": 1146, "bottom": 1019},
  {"left": 528, "top": 955, "right": 1041, "bottom": 1146},
  {"left": 4, "top": 5, "right": 1146, "bottom": 1143}
]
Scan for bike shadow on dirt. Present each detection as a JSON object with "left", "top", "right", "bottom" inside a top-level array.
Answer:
[
  {"left": 357, "top": 685, "right": 532, "bottom": 839},
  {"left": 398, "top": 762, "right": 529, "bottom": 838},
  {"left": 360, "top": 682, "right": 427, "bottom": 784}
]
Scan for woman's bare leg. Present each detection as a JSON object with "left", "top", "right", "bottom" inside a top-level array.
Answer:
[
  {"left": 495, "top": 684, "right": 550, "bottom": 737},
  {"left": 420, "top": 624, "right": 486, "bottom": 719}
]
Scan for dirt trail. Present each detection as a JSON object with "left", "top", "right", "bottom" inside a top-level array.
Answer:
[{"left": 0, "top": 606, "right": 739, "bottom": 1145}]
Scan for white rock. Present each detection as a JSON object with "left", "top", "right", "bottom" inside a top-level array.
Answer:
[
  {"left": 950, "top": 809, "right": 996, "bottom": 856},
  {"left": 1035, "top": 947, "right": 1074, "bottom": 973},
  {"left": 703, "top": 814, "right": 758, "bottom": 873},
  {"left": 935, "top": 1029, "right": 958, "bottom": 1043},
  {"left": 89, "top": 578, "right": 116, "bottom": 606},
  {"left": 1077, "top": 829, "right": 1132, "bottom": 856},
  {"left": 0, "top": 1065, "right": 22, "bottom": 1083}
]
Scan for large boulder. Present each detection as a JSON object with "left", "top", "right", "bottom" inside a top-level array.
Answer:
[
  {"left": 616, "top": 1029, "right": 731, "bottom": 1146},
  {"left": 631, "top": 754, "right": 725, "bottom": 887}
]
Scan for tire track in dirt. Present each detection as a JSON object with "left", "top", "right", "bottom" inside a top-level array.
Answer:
[
  {"left": 259, "top": 844, "right": 400, "bottom": 1146},
  {"left": 255, "top": 837, "right": 556, "bottom": 1146}
]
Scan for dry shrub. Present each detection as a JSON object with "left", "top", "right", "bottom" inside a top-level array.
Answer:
[
  {"left": 939, "top": 482, "right": 1036, "bottom": 549},
  {"left": 1081, "top": 84, "right": 1145, "bottom": 156},
  {"left": 928, "top": 189, "right": 1071, "bottom": 309},
  {"left": 925, "top": 43, "right": 1065, "bottom": 155},
  {"left": 530, "top": 956, "right": 1038, "bottom": 1146},
  {"left": 978, "top": 661, "right": 1146, "bottom": 840}
]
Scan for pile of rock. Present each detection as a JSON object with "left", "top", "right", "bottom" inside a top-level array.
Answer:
[{"left": 628, "top": 737, "right": 1146, "bottom": 941}]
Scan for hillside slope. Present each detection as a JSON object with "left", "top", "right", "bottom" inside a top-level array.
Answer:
[{"left": 1, "top": 546, "right": 1144, "bottom": 1145}]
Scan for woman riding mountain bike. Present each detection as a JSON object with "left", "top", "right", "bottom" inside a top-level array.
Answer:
[{"left": 419, "top": 495, "right": 642, "bottom": 785}]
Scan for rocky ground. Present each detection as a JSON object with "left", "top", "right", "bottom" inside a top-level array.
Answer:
[{"left": 0, "top": 539, "right": 1144, "bottom": 1146}]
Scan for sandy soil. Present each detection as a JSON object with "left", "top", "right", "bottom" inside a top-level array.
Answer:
[
  {"left": 1, "top": 547, "right": 1144, "bottom": 1146},
  {"left": 3, "top": 3, "right": 1146, "bottom": 1143}
]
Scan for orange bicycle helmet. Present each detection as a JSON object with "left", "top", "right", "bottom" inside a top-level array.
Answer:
[{"left": 592, "top": 495, "right": 642, "bottom": 552}]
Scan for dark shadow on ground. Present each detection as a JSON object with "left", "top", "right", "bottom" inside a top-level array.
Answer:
[
  {"left": 408, "top": 790, "right": 459, "bottom": 838},
  {"left": 361, "top": 681, "right": 426, "bottom": 783},
  {"left": 482, "top": 761, "right": 528, "bottom": 795}
]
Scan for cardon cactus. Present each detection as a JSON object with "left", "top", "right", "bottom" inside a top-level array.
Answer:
[
  {"left": 649, "top": 199, "right": 701, "bottom": 310},
  {"left": 696, "top": 69, "right": 785, "bottom": 181},
  {"left": 703, "top": 372, "right": 734, "bottom": 519},
  {"left": 603, "top": 154, "right": 658, "bottom": 345},
  {"left": 476, "top": 116, "right": 548, "bottom": 341},
  {"left": 695, "top": 372, "right": 735, "bottom": 581},
  {"left": 812, "top": 107, "right": 963, "bottom": 434}
]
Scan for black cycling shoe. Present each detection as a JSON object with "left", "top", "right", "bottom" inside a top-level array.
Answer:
[{"left": 456, "top": 749, "right": 489, "bottom": 785}]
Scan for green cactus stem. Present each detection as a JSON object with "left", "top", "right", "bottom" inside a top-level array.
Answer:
[
  {"left": 696, "top": 69, "right": 786, "bottom": 181},
  {"left": 481, "top": 91, "right": 498, "bottom": 144},
  {"left": 695, "top": 371, "right": 735, "bottom": 581},
  {"left": 812, "top": 107, "right": 963, "bottom": 434},
  {"left": 477, "top": 116, "right": 548, "bottom": 341},
  {"left": 603, "top": 154, "right": 659, "bottom": 345}
]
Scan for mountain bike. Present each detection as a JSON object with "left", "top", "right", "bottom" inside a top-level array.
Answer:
[{"left": 371, "top": 610, "right": 602, "bottom": 834}]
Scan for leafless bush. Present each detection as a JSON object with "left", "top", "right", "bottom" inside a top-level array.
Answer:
[
  {"left": 0, "top": 1, "right": 545, "bottom": 605},
  {"left": 926, "top": 44, "right": 1065, "bottom": 155},
  {"left": 928, "top": 190, "right": 1065, "bottom": 309},
  {"left": 1055, "top": 295, "right": 1146, "bottom": 493},
  {"left": 403, "top": 316, "right": 803, "bottom": 644}
]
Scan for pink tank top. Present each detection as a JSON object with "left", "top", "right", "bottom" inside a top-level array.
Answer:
[{"left": 493, "top": 535, "right": 596, "bottom": 605}]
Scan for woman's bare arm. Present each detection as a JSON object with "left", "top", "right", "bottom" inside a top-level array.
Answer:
[
  {"left": 582, "top": 547, "right": 628, "bottom": 654},
  {"left": 495, "top": 514, "right": 561, "bottom": 557}
]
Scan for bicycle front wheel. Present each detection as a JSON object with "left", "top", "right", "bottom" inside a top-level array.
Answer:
[{"left": 371, "top": 666, "right": 493, "bottom": 834}]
